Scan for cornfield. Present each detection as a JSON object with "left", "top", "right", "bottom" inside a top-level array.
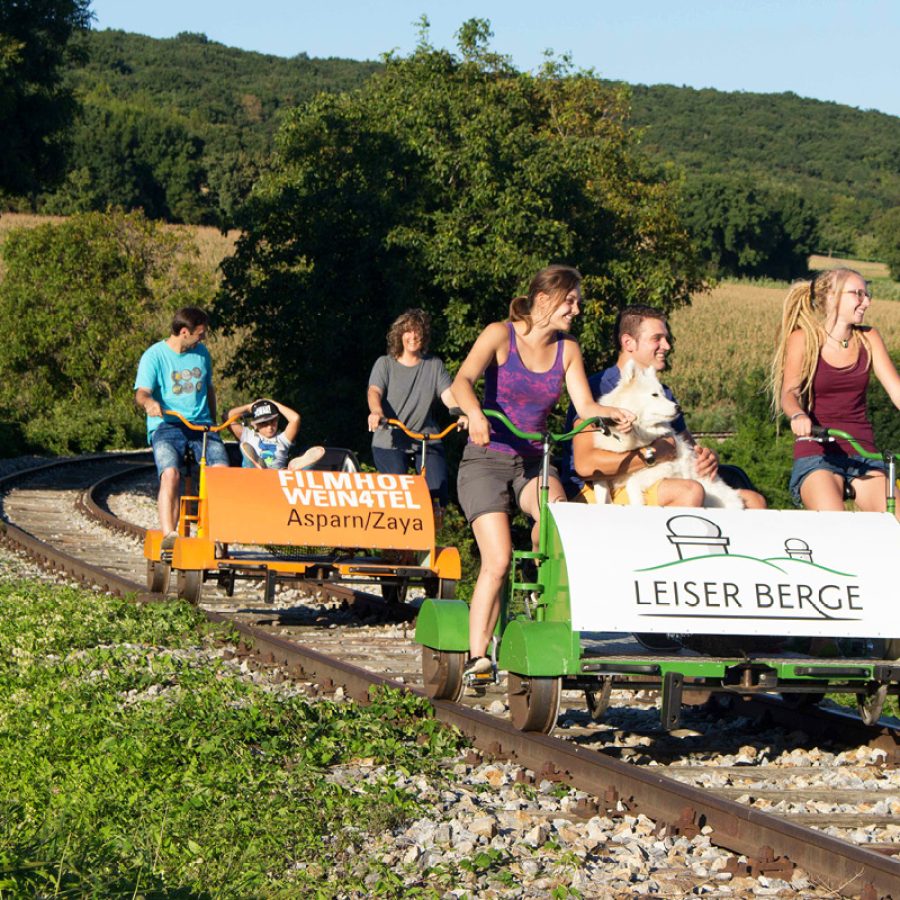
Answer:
[{"left": 667, "top": 280, "right": 900, "bottom": 429}]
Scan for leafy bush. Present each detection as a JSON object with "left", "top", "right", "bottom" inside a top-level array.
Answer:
[
  {"left": 0, "top": 209, "right": 215, "bottom": 453},
  {"left": 715, "top": 368, "right": 795, "bottom": 509}
]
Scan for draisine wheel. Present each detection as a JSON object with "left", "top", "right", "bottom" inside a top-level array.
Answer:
[
  {"left": 508, "top": 673, "right": 561, "bottom": 734},
  {"left": 382, "top": 582, "right": 408, "bottom": 606},
  {"left": 176, "top": 570, "right": 203, "bottom": 606},
  {"left": 421, "top": 647, "right": 464, "bottom": 701},
  {"left": 147, "top": 559, "right": 170, "bottom": 594},
  {"left": 423, "top": 577, "right": 458, "bottom": 600}
]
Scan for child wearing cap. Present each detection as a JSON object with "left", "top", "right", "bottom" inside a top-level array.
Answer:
[{"left": 227, "top": 398, "right": 324, "bottom": 470}]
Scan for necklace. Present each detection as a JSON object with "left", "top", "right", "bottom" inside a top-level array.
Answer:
[{"left": 826, "top": 331, "right": 851, "bottom": 349}]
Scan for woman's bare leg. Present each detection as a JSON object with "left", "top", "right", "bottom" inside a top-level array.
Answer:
[
  {"left": 468, "top": 511, "right": 512, "bottom": 658},
  {"left": 518, "top": 475, "right": 565, "bottom": 551},
  {"left": 799, "top": 469, "right": 846, "bottom": 511}
]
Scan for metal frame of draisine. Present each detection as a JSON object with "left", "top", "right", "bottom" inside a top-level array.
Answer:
[
  {"left": 416, "top": 411, "right": 900, "bottom": 734},
  {"left": 143, "top": 411, "right": 460, "bottom": 606}
]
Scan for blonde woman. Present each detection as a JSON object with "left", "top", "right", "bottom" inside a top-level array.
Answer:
[{"left": 771, "top": 267, "right": 900, "bottom": 512}]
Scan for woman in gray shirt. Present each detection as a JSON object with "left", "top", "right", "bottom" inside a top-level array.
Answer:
[{"left": 367, "top": 309, "right": 461, "bottom": 508}]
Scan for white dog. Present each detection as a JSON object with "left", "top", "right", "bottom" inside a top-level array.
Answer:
[{"left": 589, "top": 360, "right": 744, "bottom": 508}]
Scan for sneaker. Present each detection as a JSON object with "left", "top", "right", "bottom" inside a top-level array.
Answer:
[
  {"left": 463, "top": 656, "right": 493, "bottom": 676},
  {"left": 161, "top": 531, "right": 179, "bottom": 551},
  {"left": 241, "top": 443, "right": 263, "bottom": 468},
  {"left": 633, "top": 633, "right": 683, "bottom": 653},
  {"left": 288, "top": 446, "right": 326, "bottom": 471}
]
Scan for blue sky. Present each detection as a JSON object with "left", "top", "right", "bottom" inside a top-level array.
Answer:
[{"left": 90, "top": 0, "right": 900, "bottom": 118}]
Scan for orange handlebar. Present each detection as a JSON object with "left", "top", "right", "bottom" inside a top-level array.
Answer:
[
  {"left": 162, "top": 409, "right": 243, "bottom": 433},
  {"left": 385, "top": 418, "right": 462, "bottom": 442}
]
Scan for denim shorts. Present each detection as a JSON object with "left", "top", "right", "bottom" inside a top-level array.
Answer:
[
  {"left": 151, "top": 421, "right": 230, "bottom": 477},
  {"left": 789, "top": 453, "right": 886, "bottom": 506}
]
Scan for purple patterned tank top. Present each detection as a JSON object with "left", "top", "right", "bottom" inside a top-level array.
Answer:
[
  {"left": 480, "top": 322, "right": 566, "bottom": 457},
  {"left": 794, "top": 345, "right": 877, "bottom": 459}
]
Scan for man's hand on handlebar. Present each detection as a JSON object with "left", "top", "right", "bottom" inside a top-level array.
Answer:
[
  {"left": 367, "top": 412, "right": 384, "bottom": 432},
  {"left": 144, "top": 399, "right": 163, "bottom": 419}
]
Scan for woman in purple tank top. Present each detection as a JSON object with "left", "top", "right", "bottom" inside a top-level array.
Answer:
[
  {"left": 771, "top": 267, "right": 900, "bottom": 513},
  {"left": 452, "top": 265, "right": 635, "bottom": 679}
]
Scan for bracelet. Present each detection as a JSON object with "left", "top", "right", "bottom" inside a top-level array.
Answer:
[{"left": 790, "top": 412, "right": 808, "bottom": 421}]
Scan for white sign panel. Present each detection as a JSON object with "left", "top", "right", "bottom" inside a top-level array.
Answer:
[{"left": 549, "top": 505, "right": 898, "bottom": 638}]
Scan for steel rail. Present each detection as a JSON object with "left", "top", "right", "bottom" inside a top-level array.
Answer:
[{"left": 1, "top": 454, "right": 898, "bottom": 897}]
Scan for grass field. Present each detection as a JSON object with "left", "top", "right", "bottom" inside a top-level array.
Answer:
[
  {"left": 666, "top": 279, "right": 900, "bottom": 429},
  {"left": 0, "top": 211, "right": 238, "bottom": 280}
]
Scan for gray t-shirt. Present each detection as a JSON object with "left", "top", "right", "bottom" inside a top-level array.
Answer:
[{"left": 369, "top": 354, "right": 452, "bottom": 450}]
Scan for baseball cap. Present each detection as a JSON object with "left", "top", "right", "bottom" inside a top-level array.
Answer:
[{"left": 250, "top": 400, "right": 278, "bottom": 424}]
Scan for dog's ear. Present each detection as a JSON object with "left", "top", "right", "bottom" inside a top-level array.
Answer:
[{"left": 620, "top": 359, "right": 637, "bottom": 382}]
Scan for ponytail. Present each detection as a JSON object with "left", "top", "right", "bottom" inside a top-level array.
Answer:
[{"left": 508, "top": 264, "right": 582, "bottom": 335}]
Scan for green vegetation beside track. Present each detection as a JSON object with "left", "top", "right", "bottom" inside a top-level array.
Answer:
[{"left": 0, "top": 581, "right": 464, "bottom": 896}]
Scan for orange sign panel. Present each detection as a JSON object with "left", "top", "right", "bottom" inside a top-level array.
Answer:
[{"left": 204, "top": 468, "right": 435, "bottom": 550}]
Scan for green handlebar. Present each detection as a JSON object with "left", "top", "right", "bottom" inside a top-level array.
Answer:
[
  {"left": 483, "top": 408, "right": 603, "bottom": 442},
  {"left": 819, "top": 428, "right": 883, "bottom": 461}
]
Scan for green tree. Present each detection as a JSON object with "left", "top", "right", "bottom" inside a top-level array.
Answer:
[
  {"left": 0, "top": 209, "right": 215, "bottom": 453},
  {"left": 216, "top": 20, "right": 704, "bottom": 449},
  {"left": 682, "top": 176, "right": 818, "bottom": 280},
  {"left": 42, "top": 96, "right": 212, "bottom": 223},
  {"left": 874, "top": 207, "right": 900, "bottom": 281},
  {"left": 0, "top": 0, "right": 91, "bottom": 198}
]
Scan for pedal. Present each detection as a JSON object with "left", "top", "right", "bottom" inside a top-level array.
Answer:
[{"left": 463, "top": 665, "right": 498, "bottom": 695}]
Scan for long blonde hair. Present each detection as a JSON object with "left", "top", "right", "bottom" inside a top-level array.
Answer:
[{"left": 769, "top": 267, "right": 871, "bottom": 416}]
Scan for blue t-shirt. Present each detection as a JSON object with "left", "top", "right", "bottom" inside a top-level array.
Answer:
[
  {"left": 134, "top": 340, "right": 214, "bottom": 441},
  {"left": 561, "top": 365, "right": 688, "bottom": 495}
]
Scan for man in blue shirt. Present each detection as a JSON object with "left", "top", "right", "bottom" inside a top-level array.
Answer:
[
  {"left": 134, "top": 307, "right": 230, "bottom": 546},
  {"left": 564, "top": 304, "right": 766, "bottom": 510}
]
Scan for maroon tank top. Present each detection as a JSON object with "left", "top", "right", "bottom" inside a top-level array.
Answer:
[
  {"left": 480, "top": 322, "right": 566, "bottom": 457},
  {"left": 794, "top": 345, "right": 876, "bottom": 459}
]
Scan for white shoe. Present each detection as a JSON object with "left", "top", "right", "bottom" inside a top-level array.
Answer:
[
  {"left": 288, "top": 446, "right": 326, "bottom": 471},
  {"left": 161, "top": 531, "right": 179, "bottom": 551},
  {"left": 241, "top": 443, "right": 263, "bottom": 467}
]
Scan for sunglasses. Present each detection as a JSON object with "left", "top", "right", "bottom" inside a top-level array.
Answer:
[{"left": 844, "top": 288, "right": 871, "bottom": 301}]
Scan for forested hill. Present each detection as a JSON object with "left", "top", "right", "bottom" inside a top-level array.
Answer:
[
  {"left": 33, "top": 28, "right": 899, "bottom": 261},
  {"left": 70, "top": 29, "right": 378, "bottom": 135},
  {"left": 628, "top": 84, "right": 900, "bottom": 256},
  {"left": 48, "top": 29, "right": 379, "bottom": 223}
]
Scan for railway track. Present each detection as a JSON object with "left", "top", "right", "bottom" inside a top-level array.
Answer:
[{"left": 1, "top": 453, "right": 899, "bottom": 898}]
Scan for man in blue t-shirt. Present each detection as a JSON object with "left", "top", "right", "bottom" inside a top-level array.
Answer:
[{"left": 134, "top": 307, "right": 229, "bottom": 546}]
